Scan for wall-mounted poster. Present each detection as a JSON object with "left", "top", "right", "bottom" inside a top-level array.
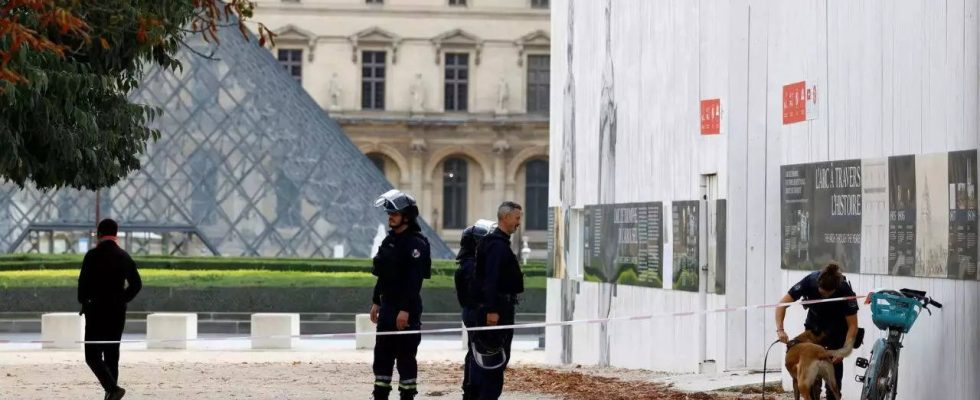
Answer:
[
  {"left": 888, "top": 155, "right": 916, "bottom": 276},
  {"left": 583, "top": 202, "right": 663, "bottom": 287},
  {"left": 915, "top": 153, "right": 950, "bottom": 278},
  {"left": 783, "top": 150, "right": 978, "bottom": 281},
  {"left": 861, "top": 158, "right": 889, "bottom": 275},
  {"left": 672, "top": 201, "right": 700, "bottom": 292},
  {"left": 547, "top": 206, "right": 565, "bottom": 279},
  {"left": 948, "top": 150, "right": 978, "bottom": 280},
  {"left": 781, "top": 160, "right": 863, "bottom": 272}
]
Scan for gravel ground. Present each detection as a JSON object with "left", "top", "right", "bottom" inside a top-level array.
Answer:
[{"left": 0, "top": 343, "right": 793, "bottom": 400}]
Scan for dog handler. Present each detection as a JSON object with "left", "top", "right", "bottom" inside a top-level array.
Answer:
[{"left": 775, "top": 262, "right": 859, "bottom": 400}]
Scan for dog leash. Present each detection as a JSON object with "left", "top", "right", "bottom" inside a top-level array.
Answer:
[{"left": 761, "top": 339, "right": 780, "bottom": 400}]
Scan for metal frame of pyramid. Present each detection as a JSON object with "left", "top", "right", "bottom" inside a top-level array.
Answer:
[{"left": 0, "top": 23, "right": 453, "bottom": 259}]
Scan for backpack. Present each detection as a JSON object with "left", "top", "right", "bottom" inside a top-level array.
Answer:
[{"left": 454, "top": 257, "right": 478, "bottom": 308}]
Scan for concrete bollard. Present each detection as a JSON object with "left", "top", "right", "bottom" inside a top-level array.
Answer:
[
  {"left": 41, "top": 313, "right": 84, "bottom": 350},
  {"left": 251, "top": 313, "right": 300, "bottom": 350},
  {"left": 147, "top": 313, "right": 197, "bottom": 350},
  {"left": 462, "top": 322, "right": 469, "bottom": 350},
  {"left": 355, "top": 313, "right": 376, "bottom": 350}
]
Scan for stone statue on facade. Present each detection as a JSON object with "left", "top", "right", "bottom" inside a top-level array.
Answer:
[{"left": 495, "top": 77, "right": 509, "bottom": 115}]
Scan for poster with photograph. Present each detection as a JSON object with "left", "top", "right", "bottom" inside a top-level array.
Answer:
[
  {"left": 583, "top": 202, "right": 663, "bottom": 287},
  {"left": 947, "top": 150, "right": 978, "bottom": 280},
  {"left": 888, "top": 155, "right": 916, "bottom": 276},
  {"left": 861, "top": 158, "right": 889, "bottom": 275},
  {"left": 781, "top": 160, "right": 863, "bottom": 272},
  {"left": 783, "top": 150, "right": 978, "bottom": 281},
  {"left": 672, "top": 201, "right": 699, "bottom": 292},
  {"left": 547, "top": 207, "right": 565, "bottom": 279},
  {"left": 915, "top": 153, "right": 950, "bottom": 278}
]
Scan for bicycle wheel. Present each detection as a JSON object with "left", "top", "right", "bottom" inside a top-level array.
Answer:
[{"left": 868, "top": 345, "right": 899, "bottom": 400}]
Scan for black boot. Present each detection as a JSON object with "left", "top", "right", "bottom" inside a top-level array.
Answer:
[
  {"left": 372, "top": 386, "right": 391, "bottom": 400},
  {"left": 399, "top": 389, "right": 416, "bottom": 400}
]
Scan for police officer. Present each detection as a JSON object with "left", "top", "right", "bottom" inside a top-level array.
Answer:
[
  {"left": 78, "top": 219, "right": 142, "bottom": 400},
  {"left": 370, "top": 189, "right": 432, "bottom": 400},
  {"left": 472, "top": 202, "right": 525, "bottom": 400},
  {"left": 775, "top": 262, "right": 859, "bottom": 400},
  {"left": 455, "top": 219, "right": 496, "bottom": 399}
]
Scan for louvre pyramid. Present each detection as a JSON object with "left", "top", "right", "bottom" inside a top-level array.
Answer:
[{"left": 0, "top": 23, "right": 453, "bottom": 259}]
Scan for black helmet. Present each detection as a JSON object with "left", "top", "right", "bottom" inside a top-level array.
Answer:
[
  {"left": 458, "top": 219, "right": 496, "bottom": 261},
  {"left": 470, "top": 330, "right": 508, "bottom": 370},
  {"left": 374, "top": 189, "right": 419, "bottom": 220}
]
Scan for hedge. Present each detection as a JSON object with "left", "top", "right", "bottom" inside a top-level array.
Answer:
[{"left": 0, "top": 254, "right": 548, "bottom": 277}]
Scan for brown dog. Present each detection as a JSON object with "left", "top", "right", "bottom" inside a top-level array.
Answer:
[{"left": 784, "top": 331, "right": 851, "bottom": 400}]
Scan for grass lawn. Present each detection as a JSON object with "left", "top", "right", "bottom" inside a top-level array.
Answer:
[{"left": 0, "top": 269, "right": 547, "bottom": 289}]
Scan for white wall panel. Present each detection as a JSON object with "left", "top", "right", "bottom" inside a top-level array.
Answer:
[{"left": 549, "top": 2, "right": 979, "bottom": 397}]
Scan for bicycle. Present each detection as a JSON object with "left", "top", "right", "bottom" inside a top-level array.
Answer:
[{"left": 854, "top": 288, "right": 943, "bottom": 400}]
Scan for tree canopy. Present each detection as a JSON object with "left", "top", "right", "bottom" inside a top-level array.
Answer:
[{"left": 0, "top": 0, "right": 273, "bottom": 190}]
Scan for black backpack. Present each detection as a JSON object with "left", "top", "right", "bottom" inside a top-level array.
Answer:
[{"left": 454, "top": 257, "right": 478, "bottom": 308}]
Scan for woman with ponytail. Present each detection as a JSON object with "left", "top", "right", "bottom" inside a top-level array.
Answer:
[{"left": 774, "top": 262, "right": 860, "bottom": 400}]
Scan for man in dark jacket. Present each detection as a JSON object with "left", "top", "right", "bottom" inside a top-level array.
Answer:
[
  {"left": 472, "top": 201, "right": 525, "bottom": 400},
  {"left": 78, "top": 219, "right": 142, "bottom": 400},
  {"left": 370, "top": 189, "right": 432, "bottom": 400},
  {"left": 456, "top": 219, "right": 496, "bottom": 399}
]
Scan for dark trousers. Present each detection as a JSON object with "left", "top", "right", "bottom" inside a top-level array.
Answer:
[
  {"left": 473, "top": 304, "right": 515, "bottom": 400},
  {"left": 83, "top": 306, "right": 126, "bottom": 393},
  {"left": 461, "top": 307, "right": 479, "bottom": 397},
  {"left": 372, "top": 305, "right": 422, "bottom": 398}
]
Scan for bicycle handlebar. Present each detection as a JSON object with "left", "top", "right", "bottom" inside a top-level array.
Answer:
[{"left": 894, "top": 288, "right": 942, "bottom": 309}]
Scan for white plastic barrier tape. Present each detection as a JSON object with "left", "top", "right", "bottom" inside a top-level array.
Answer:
[{"left": 0, "top": 295, "right": 864, "bottom": 345}]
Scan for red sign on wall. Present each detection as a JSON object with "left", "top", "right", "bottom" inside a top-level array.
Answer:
[
  {"left": 700, "top": 99, "right": 721, "bottom": 135},
  {"left": 783, "top": 81, "right": 806, "bottom": 124}
]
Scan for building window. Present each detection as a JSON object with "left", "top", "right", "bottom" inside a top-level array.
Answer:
[
  {"left": 366, "top": 0, "right": 383, "bottom": 4},
  {"left": 277, "top": 49, "right": 303, "bottom": 83},
  {"left": 367, "top": 154, "right": 385, "bottom": 173},
  {"left": 444, "top": 53, "right": 469, "bottom": 112},
  {"left": 442, "top": 158, "right": 468, "bottom": 229},
  {"left": 361, "top": 51, "right": 386, "bottom": 110},
  {"left": 449, "top": 0, "right": 466, "bottom": 6},
  {"left": 527, "top": 54, "right": 550, "bottom": 114},
  {"left": 524, "top": 159, "right": 549, "bottom": 230},
  {"left": 531, "top": 0, "right": 549, "bottom": 8}
]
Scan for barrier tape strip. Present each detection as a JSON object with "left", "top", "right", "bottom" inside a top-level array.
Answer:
[{"left": 0, "top": 295, "right": 864, "bottom": 345}]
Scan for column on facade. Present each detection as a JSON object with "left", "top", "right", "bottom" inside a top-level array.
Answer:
[
  {"left": 492, "top": 138, "right": 511, "bottom": 214},
  {"left": 409, "top": 137, "right": 430, "bottom": 230}
]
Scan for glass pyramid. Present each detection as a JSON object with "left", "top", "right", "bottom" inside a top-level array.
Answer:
[{"left": 0, "top": 23, "right": 452, "bottom": 259}]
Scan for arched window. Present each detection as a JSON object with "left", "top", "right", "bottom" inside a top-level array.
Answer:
[
  {"left": 524, "top": 159, "right": 549, "bottom": 230},
  {"left": 442, "top": 157, "right": 468, "bottom": 229},
  {"left": 367, "top": 154, "right": 385, "bottom": 173}
]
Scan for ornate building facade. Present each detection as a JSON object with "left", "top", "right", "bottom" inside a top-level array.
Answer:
[{"left": 254, "top": 0, "right": 551, "bottom": 254}]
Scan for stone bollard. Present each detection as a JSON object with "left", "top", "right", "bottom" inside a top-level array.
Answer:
[
  {"left": 147, "top": 313, "right": 197, "bottom": 350},
  {"left": 251, "top": 313, "right": 300, "bottom": 350},
  {"left": 41, "top": 313, "right": 84, "bottom": 350},
  {"left": 355, "top": 313, "right": 376, "bottom": 350}
]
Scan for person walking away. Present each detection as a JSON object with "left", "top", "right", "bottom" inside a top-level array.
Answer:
[
  {"left": 370, "top": 190, "right": 432, "bottom": 400},
  {"left": 471, "top": 202, "right": 525, "bottom": 400},
  {"left": 78, "top": 219, "right": 142, "bottom": 400}
]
